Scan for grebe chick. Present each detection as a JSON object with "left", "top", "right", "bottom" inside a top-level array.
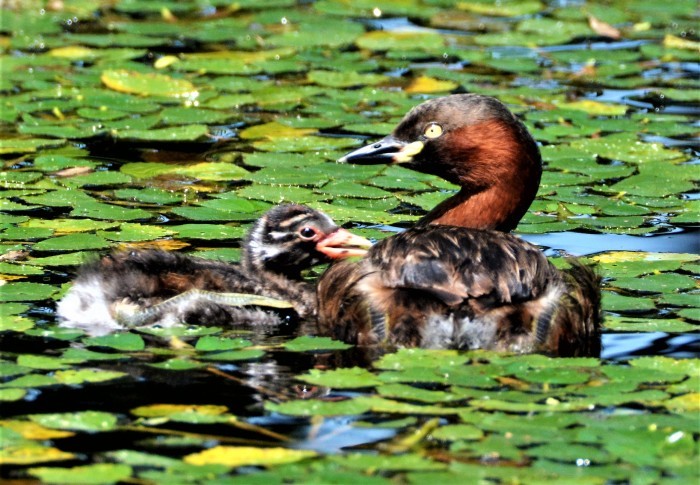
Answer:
[{"left": 57, "top": 204, "right": 370, "bottom": 336}]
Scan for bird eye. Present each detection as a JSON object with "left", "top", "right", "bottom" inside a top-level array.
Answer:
[
  {"left": 423, "top": 123, "right": 443, "bottom": 139},
  {"left": 299, "top": 227, "right": 317, "bottom": 239}
]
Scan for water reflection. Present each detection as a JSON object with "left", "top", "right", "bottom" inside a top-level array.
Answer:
[
  {"left": 521, "top": 227, "right": 700, "bottom": 256},
  {"left": 603, "top": 332, "right": 700, "bottom": 360}
]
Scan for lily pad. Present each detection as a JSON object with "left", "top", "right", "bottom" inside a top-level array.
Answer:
[
  {"left": 113, "top": 124, "right": 209, "bottom": 142},
  {"left": 184, "top": 446, "right": 317, "bottom": 468},
  {"left": 0, "top": 282, "right": 57, "bottom": 302},
  {"left": 101, "top": 69, "right": 197, "bottom": 98},
  {"left": 29, "top": 464, "right": 133, "bottom": 484},
  {"left": 282, "top": 336, "right": 352, "bottom": 352},
  {"left": 298, "top": 368, "right": 383, "bottom": 389},
  {"left": 29, "top": 411, "right": 119, "bottom": 432}
]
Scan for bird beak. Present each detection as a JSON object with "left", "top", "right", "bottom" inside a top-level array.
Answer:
[
  {"left": 316, "top": 228, "right": 372, "bottom": 259},
  {"left": 338, "top": 136, "right": 424, "bottom": 164}
]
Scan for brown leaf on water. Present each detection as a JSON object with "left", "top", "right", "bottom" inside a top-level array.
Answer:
[
  {"left": 53, "top": 166, "right": 93, "bottom": 177},
  {"left": 115, "top": 240, "right": 190, "bottom": 251},
  {"left": 588, "top": 15, "right": 621, "bottom": 39},
  {"left": 0, "top": 250, "right": 29, "bottom": 262}
]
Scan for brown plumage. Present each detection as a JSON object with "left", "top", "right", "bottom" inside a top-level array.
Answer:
[
  {"left": 57, "top": 204, "right": 370, "bottom": 335},
  {"left": 317, "top": 94, "right": 602, "bottom": 356}
]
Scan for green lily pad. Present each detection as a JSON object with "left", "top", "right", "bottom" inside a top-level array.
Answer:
[
  {"left": 29, "top": 463, "right": 133, "bottom": 484},
  {"left": 0, "top": 389, "right": 27, "bottom": 402},
  {"left": 356, "top": 31, "right": 445, "bottom": 52},
  {"left": 113, "top": 124, "right": 209, "bottom": 142},
  {"left": 112, "top": 188, "right": 184, "bottom": 205},
  {"left": 0, "top": 138, "right": 66, "bottom": 155},
  {"left": 266, "top": 398, "right": 372, "bottom": 417},
  {"left": 0, "top": 282, "right": 57, "bottom": 302},
  {"left": 431, "top": 424, "right": 484, "bottom": 441},
  {"left": 612, "top": 273, "right": 697, "bottom": 293},
  {"left": 298, "top": 367, "right": 382, "bottom": 389},
  {"left": 282, "top": 336, "right": 352, "bottom": 352},
  {"left": 195, "top": 336, "right": 252, "bottom": 352},
  {"left": 16, "top": 355, "right": 71, "bottom": 370},
  {"left": 58, "top": 171, "right": 133, "bottom": 188},
  {"left": 101, "top": 69, "right": 197, "bottom": 98},
  {"left": 121, "top": 161, "right": 247, "bottom": 180},
  {"left": 328, "top": 452, "right": 447, "bottom": 472},
  {"left": 605, "top": 316, "right": 697, "bottom": 333},
  {"left": 171, "top": 224, "right": 245, "bottom": 240},
  {"left": 148, "top": 359, "right": 207, "bottom": 371},
  {"left": 32, "top": 155, "right": 99, "bottom": 171},
  {"left": 32, "top": 234, "right": 110, "bottom": 251},
  {"left": 29, "top": 411, "right": 119, "bottom": 432},
  {"left": 307, "top": 70, "right": 388, "bottom": 88},
  {"left": 84, "top": 333, "right": 146, "bottom": 351},
  {"left": 54, "top": 369, "right": 128, "bottom": 385},
  {"left": 603, "top": 291, "right": 657, "bottom": 313}
]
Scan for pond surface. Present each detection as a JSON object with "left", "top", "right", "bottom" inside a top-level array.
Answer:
[{"left": 1, "top": 0, "right": 698, "bottom": 483}]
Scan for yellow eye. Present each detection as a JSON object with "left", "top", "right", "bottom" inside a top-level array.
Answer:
[{"left": 423, "top": 123, "right": 443, "bottom": 139}]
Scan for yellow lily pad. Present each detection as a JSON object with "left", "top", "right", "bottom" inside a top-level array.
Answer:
[
  {"left": 184, "top": 446, "right": 317, "bottom": 467},
  {"left": 405, "top": 75, "right": 458, "bottom": 94},
  {"left": 131, "top": 404, "right": 229, "bottom": 418},
  {"left": 664, "top": 393, "right": 700, "bottom": 413},
  {"left": 0, "top": 445, "right": 75, "bottom": 465},
  {"left": 239, "top": 122, "right": 314, "bottom": 140},
  {"left": 49, "top": 46, "right": 97, "bottom": 59},
  {"left": 101, "top": 69, "right": 197, "bottom": 98},
  {"left": 663, "top": 34, "right": 700, "bottom": 51},
  {"left": 0, "top": 421, "right": 75, "bottom": 440},
  {"left": 558, "top": 100, "right": 628, "bottom": 116}
]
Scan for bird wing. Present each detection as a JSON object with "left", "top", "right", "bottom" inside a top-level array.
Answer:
[{"left": 368, "top": 226, "right": 552, "bottom": 308}]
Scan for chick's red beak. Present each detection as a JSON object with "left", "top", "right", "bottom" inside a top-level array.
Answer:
[{"left": 316, "top": 228, "right": 372, "bottom": 259}]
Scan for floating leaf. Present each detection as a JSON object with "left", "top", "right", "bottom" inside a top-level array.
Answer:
[
  {"left": 184, "top": 446, "right": 317, "bottom": 467},
  {"left": 282, "top": 336, "right": 352, "bottom": 352},
  {"left": 328, "top": 452, "right": 447, "bottom": 471},
  {"left": 54, "top": 369, "right": 128, "bottom": 385},
  {"left": 0, "top": 138, "right": 66, "bottom": 155},
  {"left": 16, "top": 355, "right": 70, "bottom": 370},
  {"left": 101, "top": 69, "right": 197, "bottom": 98},
  {"left": 266, "top": 398, "right": 371, "bottom": 417},
  {"left": 32, "top": 234, "right": 110, "bottom": 251},
  {"left": 0, "top": 282, "right": 57, "bottom": 302},
  {"left": 307, "top": 70, "right": 388, "bottom": 88},
  {"left": 298, "top": 367, "right": 382, "bottom": 389},
  {"left": 195, "top": 336, "right": 252, "bottom": 352},
  {"left": 83, "top": 333, "right": 145, "bottom": 351},
  {"left": 29, "top": 411, "right": 118, "bottom": 432},
  {"left": 131, "top": 404, "right": 228, "bottom": 418},
  {"left": 0, "top": 445, "right": 75, "bottom": 465},
  {"left": 405, "top": 76, "right": 458, "bottom": 94},
  {"left": 120, "top": 161, "right": 247, "bottom": 180},
  {"left": 29, "top": 464, "right": 133, "bottom": 484},
  {"left": 0, "top": 389, "right": 27, "bottom": 402},
  {"left": 356, "top": 31, "right": 444, "bottom": 51},
  {"left": 431, "top": 424, "right": 484, "bottom": 441},
  {"left": 113, "top": 124, "right": 209, "bottom": 142}
]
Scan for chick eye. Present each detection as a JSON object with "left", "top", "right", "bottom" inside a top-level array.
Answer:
[
  {"left": 423, "top": 123, "right": 443, "bottom": 139},
  {"left": 299, "top": 227, "right": 317, "bottom": 239}
]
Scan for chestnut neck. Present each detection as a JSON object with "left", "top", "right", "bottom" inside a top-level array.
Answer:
[
  {"left": 418, "top": 186, "right": 525, "bottom": 232},
  {"left": 416, "top": 119, "right": 541, "bottom": 232}
]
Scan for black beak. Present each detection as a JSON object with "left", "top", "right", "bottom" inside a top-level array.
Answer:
[{"left": 338, "top": 136, "right": 407, "bottom": 164}]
